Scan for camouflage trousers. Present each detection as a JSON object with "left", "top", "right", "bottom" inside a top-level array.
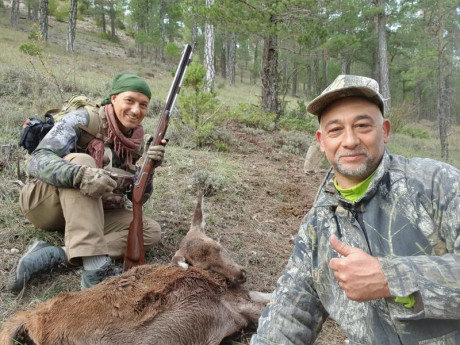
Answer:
[{"left": 19, "top": 153, "right": 161, "bottom": 265}]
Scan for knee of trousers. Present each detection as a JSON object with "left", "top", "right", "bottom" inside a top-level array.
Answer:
[
  {"left": 143, "top": 218, "right": 161, "bottom": 248},
  {"left": 64, "top": 153, "right": 97, "bottom": 168}
]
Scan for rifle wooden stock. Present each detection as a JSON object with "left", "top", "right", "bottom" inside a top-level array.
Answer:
[{"left": 124, "top": 44, "right": 193, "bottom": 271}]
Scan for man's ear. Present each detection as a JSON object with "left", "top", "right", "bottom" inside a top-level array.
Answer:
[
  {"left": 382, "top": 119, "right": 391, "bottom": 144},
  {"left": 316, "top": 129, "right": 325, "bottom": 153},
  {"left": 110, "top": 94, "right": 117, "bottom": 103}
]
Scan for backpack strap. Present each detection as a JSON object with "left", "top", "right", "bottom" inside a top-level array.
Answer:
[{"left": 75, "top": 105, "right": 105, "bottom": 148}]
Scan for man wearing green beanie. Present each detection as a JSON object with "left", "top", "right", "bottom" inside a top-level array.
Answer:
[
  {"left": 9, "top": 74, "right": 167, "bottom": 291},
  {"left": 101, "top": 73, "right": 152, "bottom": 106}
]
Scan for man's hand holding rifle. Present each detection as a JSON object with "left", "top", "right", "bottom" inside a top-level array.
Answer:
[{"left": 123, "top": 44, "right": 194, "bottom": 272}]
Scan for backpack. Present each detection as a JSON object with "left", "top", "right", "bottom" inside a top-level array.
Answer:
[
  {"left": 19, "top": 113, "right": 55, "bottom": 154},
  {"left": 19, "top": 96, "right": 101, "bottom": 154}
]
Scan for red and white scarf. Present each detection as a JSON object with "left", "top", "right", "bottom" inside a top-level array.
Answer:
[{"left": 86, "top": 104, "right": 144, "bottom": 168}]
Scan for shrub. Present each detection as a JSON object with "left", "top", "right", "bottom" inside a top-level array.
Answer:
[
  {"left": 400, "top": 126, "right": 430, "bottom": 139},
  {"left": 278, "top": 115, "right": 317, "bottom": 133},
  {"left": 228, "top": 104, "right": 275, "bottom": 131},
  {"left": 19, "top": 42, "right": 42, "bottom": 57},
  {"left": 178, "top": 62, "right": 220, "bottom": 148},
  {"left": 98, "top": 32, "right": 120, "bottom": 43},
  {"left": 49, "top": 0, "right": 70, "bottom": 23},
  {"left": 386, "top": 102, "right": 413, "bottom": 133},
  {"left": 164, "top": 43, "right": 181, "bottom": 61},
  {"left": 278, "top": 100, "right": 318, "bottom": 133},
  {"left": 28, "top": 28, "right": 42, "bottom": 41},
  {"left": 214, "top": 139, "right": 230, "bottom": 152},
  {"left": 272, "top": 130, "right": 312, "bottom": 155}
]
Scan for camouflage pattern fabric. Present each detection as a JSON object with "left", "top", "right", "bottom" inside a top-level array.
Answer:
[
  {"left": 27, "top": 108, "right": 91, "bottom": 187},
  {"left": 251, "top": 151, "right": 460, "bottom": 345},
  {"left": 26, "top": 108, "right": 151, "bottom": 205},
  {"left": 307, "top": 74, "right": 385, "bottom": 116}
]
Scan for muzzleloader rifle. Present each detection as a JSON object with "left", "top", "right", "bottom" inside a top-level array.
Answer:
[{"left": 123, "top": 44, "right": 193, "bottom": 271}]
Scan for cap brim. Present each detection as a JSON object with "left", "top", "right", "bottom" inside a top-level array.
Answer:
[{"left": 307, "top": 87, "right": 384, "bottom": 116}]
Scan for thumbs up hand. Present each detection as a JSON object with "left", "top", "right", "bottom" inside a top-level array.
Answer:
[{"left": 328, "top": 235, "right": 392, "bottom": 302}]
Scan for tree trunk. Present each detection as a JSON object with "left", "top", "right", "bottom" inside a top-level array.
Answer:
[
  {"left": 282, "top": 55, "right": 287, "bottom": 80},
  {"left": 100, "top": 1, "right": 106, "bottom": 34},
  {"left": 251, "top": 38, "right": 259, "bottom": 85},
  {"left": 321, "top": 50, "right": 328, "bottom": 90},
  {"left": 27, "top": 0, "right": 39, "bottom": 21},
  {"left": 377, "top": 0, "right": 390, "bottom": 113},
  {"left": 306, "top": 64, "right": 312, "bottom": 100},
  {"left": 228, "top": 32, "right": 237, "bottom": 86},
  {"left": 159, "top": 0, "right": 165, "bottom": 62},
  {"left": 221, "top": 37, "right": 227, "bottom": 78},
  {"left": 413, "top": 81, "right": 422, "bottom": 122},
  {"left": 291, "top": 58, "right": 297, "bottom": 97},
  {"left": 39, "top": 0, "right": 48, "bottom": 41},
  {"left": 291, "top": 41, "right": 298, "bottom": 98},
  {"left": 32, "top": 0, "right": 39, "bottom": 22},
  {"left": 372, "top": 48, "right": 380, "bottom": 83},
  {"left": 261, "top": 21, "right": 279, "bottom": 115},
  {"left": 436, "top": 7, "right": 449, "bottom": 161},
  {"left": 66, "top": 0, "right": 78, "bottom": 52},
  {"left": 341, "top": 54, "right": 351, "bottom": 74},
  {"left": 204, "top": 0, "right": 215, "bottom": 92},
  {"left": 109, "top": 0, "right": 116, "bottom": 39},
  {"left": 191, "top": 23, "right": 198, "bottom": 48},
  {"left": 11, "top": 0, "right": 19, "bottom": 29},
  {"left": 313, "top": 37, "right": 320, "bottom": 95}
]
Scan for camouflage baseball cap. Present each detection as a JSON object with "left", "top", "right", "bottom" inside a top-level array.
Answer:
[{"left": 307, "top": 75, "right": 385, "bottom": 116}]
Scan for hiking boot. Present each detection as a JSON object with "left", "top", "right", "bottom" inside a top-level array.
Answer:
[
  {"left": 81, "top": 260, "right": 122, "bottom": 289},
  {"left": 7, "top": 240, "right": 67, "bottom": 292}
]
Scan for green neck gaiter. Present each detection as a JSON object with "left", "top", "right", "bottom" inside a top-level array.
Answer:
[{"left": 334, "top": 170, "right": 377, "bottom": 202}]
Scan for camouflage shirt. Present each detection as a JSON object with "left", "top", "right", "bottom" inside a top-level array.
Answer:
[
  {"left": 26, "top": 108, "right": 150, "bottom": 201},
  {"left": 251, "top": 151, "right": 460, "bottom": 345}
]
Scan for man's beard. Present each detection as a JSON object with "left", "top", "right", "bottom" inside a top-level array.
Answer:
[{"left": 334, "top": 149, "right": 374, "bottom": 178}]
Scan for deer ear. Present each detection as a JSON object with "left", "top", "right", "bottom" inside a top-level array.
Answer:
[{"left": 171, "top": 251, "right": 189, "bottom": 269}]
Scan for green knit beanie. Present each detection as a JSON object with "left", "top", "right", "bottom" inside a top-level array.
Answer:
[{"left": 101, "top": 74, "right": 152, "bottom": 105}]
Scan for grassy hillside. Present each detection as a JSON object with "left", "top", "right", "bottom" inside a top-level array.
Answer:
[{"left": 0, "top": 9, "right": 458, "bottom": 345}]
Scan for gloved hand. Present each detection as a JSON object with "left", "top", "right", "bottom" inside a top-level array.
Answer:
[
  {"left": 147, "top": 145, "right": 165, "bottom": 167},
  {"left": 102, "top": 192, "right": 126, "bottom": 209},
  {"left": 73, "top": 166, "right": 117, "bottom": 198}
]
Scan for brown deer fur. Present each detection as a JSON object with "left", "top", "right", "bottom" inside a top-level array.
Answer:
[{"left": 0, "top": 193, "right": 270, "bottom": 345}]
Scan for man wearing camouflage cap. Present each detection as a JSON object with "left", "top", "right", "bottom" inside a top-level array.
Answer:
[
  {"left": 251, "top": 75, "right": 460, "bottom": 344},
  {"left": 9, "top": 74, "right": 167, "bottom": 291}
]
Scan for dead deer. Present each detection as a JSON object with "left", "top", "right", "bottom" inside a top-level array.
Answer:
[{"left": 0, "top": 192, "right": 271, "bottom": 345}]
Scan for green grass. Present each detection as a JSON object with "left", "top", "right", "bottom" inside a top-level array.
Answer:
[
  {"left": 0, "top": 10, "right": 459, "bottom": 344},
  {"left": 388, "top": 125, "right": 460, "bottom": 169}
]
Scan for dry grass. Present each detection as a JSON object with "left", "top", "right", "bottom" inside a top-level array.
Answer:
[
  {"left": 0, "top": 8, "right": 458, "bottom": 345},
  {"left": 0, "top": 12, "right": 342, "bottom": 344}
]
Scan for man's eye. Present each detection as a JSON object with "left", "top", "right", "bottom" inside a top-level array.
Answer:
[{"left": 356, "top": 123, "right": 371, "bottom": 129}]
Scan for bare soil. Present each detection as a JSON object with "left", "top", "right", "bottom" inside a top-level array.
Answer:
[
  {"left": 216, "top": 124, "right": 347, "bottom": 344},
  {"left": 0, "top": 122, "right": 346, "bottom": 344},
  {"left": 142, "top": 122, "right": 345, "bottom": 344},
  {"left": 0, "top": 11, "right": 346, "bottom": 343}
]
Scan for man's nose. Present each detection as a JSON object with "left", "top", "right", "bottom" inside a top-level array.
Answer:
[
  {"left": 343, "top": 128, "right": 359, "bottom": 147},
  {"left": 131, "top": 103, "right": 141, "bottom": 115}
]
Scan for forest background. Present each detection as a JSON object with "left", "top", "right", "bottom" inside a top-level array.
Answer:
[{"left": 1, "top": 0, "right": 459, "bottom": 344}]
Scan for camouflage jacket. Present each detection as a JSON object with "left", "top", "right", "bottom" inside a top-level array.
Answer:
[
  {"left": 26, "top": 107, "right": 151, "bottom": 203},
  {"left": 251, "top": 151, "right": 460, "bottom": 345}
]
